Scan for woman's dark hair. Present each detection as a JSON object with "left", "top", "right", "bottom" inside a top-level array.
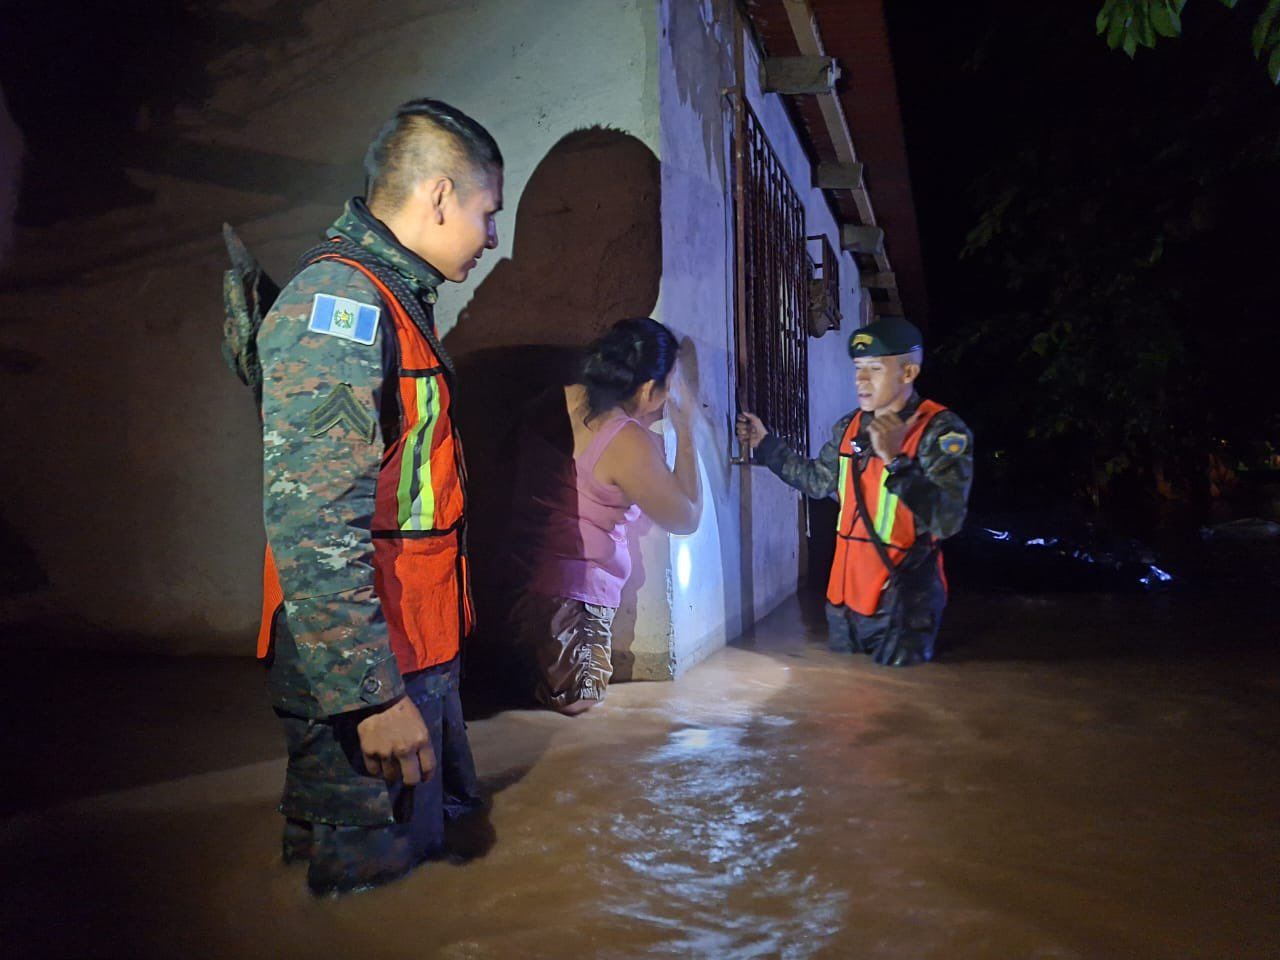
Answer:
[{"left": 580, "top": 317, "right": 679, "bottom": 422}]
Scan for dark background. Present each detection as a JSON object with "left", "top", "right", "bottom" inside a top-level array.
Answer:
[{"left": 885, "top": 0, "right": 1280, "bottom": 533}]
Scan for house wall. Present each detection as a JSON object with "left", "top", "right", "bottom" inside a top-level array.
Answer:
[
  {"left": 655, "top": 0, "right": 863, "bottom": 677},
  {"left": 0, "top": 0, "right": 661, "bottom": 653},
  {"left": 1, "top": 0, "right": 865, "bottom": 677}
]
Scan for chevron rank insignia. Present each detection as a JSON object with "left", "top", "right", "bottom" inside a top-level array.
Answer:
[
  {"left": 308, "top": 294, "right": 379, "bottom": 345},
  {"left": 938, "top": 431, "right": 968, "bottom": 456},
  {"left": 308, "top": 383, "right": 375, "bottom": 442}
]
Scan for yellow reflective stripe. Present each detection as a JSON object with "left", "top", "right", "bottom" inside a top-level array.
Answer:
[
  {"left": 413, "top": 377, "right": 439, "bottom": 530},
  {"left": 396, "top": 377, "right": 438, "bottom": 531},
  {"left": 397, "top": 421, "right": 419, "bottom": 530},
  {"left": 836, "top": 456, "right": 852, "bottom": 531},
  {"left": 874, "top": 468, "right": 899, "bottom": 543}
]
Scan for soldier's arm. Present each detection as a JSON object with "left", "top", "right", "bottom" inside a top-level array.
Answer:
[
  {"left": 259, "top": 264, "right": 404, "bottom": 716},
  {"left": 754, "top": 414, "right": 853, "bottom": 500},
  {"left": 885, "top": 411, "right": 974, "bottom": 539}
]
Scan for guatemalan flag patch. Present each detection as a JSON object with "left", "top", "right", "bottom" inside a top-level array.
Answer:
[{"left": 308, "top": 294, "right": 379, "bottom": 345}]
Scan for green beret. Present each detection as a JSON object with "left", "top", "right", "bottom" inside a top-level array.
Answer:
[{"left": 848, "top": 317, "right": 924, "bottom": 358}]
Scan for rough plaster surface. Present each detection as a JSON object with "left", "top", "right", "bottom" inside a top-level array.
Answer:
[
  {"left": 0, "top": 0, "right": 659, "bottom": 654},
  {"left": 0, "top": 0, "right": 859, "bottom": 676}
]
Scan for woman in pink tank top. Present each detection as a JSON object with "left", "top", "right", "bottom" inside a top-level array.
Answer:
[{"left": 507, "top": 318, "right": 702, "bottom": 714}]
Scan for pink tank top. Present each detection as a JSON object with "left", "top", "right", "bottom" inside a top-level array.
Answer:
[{"left": 530, "top": 414, "right": 642, "bottom": 608}]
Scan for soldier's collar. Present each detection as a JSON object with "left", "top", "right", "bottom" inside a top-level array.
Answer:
[
  {"left": 328, "top": 198, "right": 446, "bottom": 303},
  {"left": 865, "top": 390, "right": 922, "bottom": 422}
]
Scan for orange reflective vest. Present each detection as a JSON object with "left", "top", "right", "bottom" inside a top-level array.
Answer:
[
  {"left": 828, "top": 400, "right": 947, "bottom": 616},
  {"left": 257, "top": 253, "right": 474, "bottom": 674}
]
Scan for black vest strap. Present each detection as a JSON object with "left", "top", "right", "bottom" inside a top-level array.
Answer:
[
  {"left": 297, "top": 238, "right": 457, "bottom": 389},
  {"left": 849, "top": 455, "right": 899, "bottom": 580}
]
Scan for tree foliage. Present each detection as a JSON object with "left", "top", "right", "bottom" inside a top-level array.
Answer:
[
  {"left": 1097, "top": 0, "right": 1280, "bottom": 83},
  {"left": 935, "top": 4, "right": 1280, "bottom": 516}
]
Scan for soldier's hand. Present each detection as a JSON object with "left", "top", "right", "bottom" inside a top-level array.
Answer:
[
  {"left": 356, "top": 696, "right": 437, "bottom": 785},
  {"left": 867, "top": 410, "right": 921, "bottom": 462},
  {"left": 736, "top": 412, "right": 767, "bottom": 450}
]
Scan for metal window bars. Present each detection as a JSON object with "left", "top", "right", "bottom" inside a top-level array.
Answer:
[
  {"left": 806, "top": 233, "right": 841, "bottom": 334},
  {"left": 735, "top": 99, "right": 810, "bottom": 457}
]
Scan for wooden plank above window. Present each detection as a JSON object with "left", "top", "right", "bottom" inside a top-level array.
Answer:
[
  {"left": 814, "top": 161, "right": 864, "bottom": 190},
  {"left": 859, "top": 271, "right": 897, "bottom": 289},
  {"left": 841, "top": 224, "right": 884, "bottom": 255},
  {"left": 761, "top": 55, "right": 841, "bottom": 94}
]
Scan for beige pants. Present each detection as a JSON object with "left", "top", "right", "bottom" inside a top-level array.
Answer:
[{"left": 513, "top": 593, "right": 616, "bottom": 709}]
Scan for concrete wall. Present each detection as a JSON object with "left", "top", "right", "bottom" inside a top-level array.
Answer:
[
  {"left": 0, "top": 0, "right": 660, "bottom": 653},
  {"left": 1, "top": 0, "right": 862, "bottom": 674},
  {"left": 654, "top": 0, "right": 862, "bottom": 677}
]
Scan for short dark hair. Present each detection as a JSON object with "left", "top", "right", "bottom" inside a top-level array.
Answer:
[
  {"left": 364, "top": 98, "right": 503, "bottom": 211},
  {"left": 580, "top": 318, "right": 680, "bottom": 422}
]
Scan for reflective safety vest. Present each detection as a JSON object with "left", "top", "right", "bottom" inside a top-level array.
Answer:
[
  {"left": 828, "top": 400, "right": 946, "bottom": 616},
  {"left": 257, "top": 251, "right": 475, "bottom": 674}
]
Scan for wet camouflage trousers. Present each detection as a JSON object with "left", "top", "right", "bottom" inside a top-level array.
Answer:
[
  {"left": 268, "top": 621, "right": 481, "bottom": 895},
  {"left": 512, "top": 593, "right": 616, "bottom": 709},
  {"left": 826, "top": 554, "right": 947, "bottom": 667}
]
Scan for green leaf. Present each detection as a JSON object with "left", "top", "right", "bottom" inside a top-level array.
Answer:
[
  {"left": 1138, "top": 11, "right": 1157, "bottom": 46},
  {"left": 1269, "top": 42, "right": 1280, "bottom": 83},
  {"left": 1096, "top": 2, "right": 1113, "bottom": 34},
  {"left": 1252, "top": 0, "right": 1280, "bottom": 56},
  {"left": 1220, "top": 0, "right": 1239, "bottom": 9},
  {"left": 1151, "top": 1, "right": 1180, "bottom": 37},
  {"left": 1123, "top": 31, "right": 1139, "bottom": 56},
  {"left": 1107, "top": 11, "right": 1127, "bottom": 48}
]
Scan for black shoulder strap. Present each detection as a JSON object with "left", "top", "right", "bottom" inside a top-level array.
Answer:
[
  {"left": 849, "top": 455, "right": 900, "bottom": 580},
  {"left": 296, "top": 238, "right": 457, "bottom": 387}
]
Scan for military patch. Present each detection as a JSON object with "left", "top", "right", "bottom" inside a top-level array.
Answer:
[
  {"left": 938, "top": 431, "right": 968, "bottom": 456},
  {"left": 308, "top": 294, "right": 379, "bottom": 345},
  {"left": 851, "top": 333, "right": 874, "bottom": 350},
  {"left": 308, "top": 383, "right": 375, "bottom": 442}
]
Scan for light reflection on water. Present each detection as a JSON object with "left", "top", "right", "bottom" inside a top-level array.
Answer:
[{"left": 587, "top": 719, "right": 847, "bottom": 959}]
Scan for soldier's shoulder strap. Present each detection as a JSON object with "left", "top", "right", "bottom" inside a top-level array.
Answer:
[{"left": 297, "top": 237, "right": 457, "bottom": 384}]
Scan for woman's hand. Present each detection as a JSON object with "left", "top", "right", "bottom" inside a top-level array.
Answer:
[{"left": 664, "top": 351, "right": 697, "bottom": 430}]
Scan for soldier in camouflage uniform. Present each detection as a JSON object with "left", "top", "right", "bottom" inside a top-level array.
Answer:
[
  {"left": 223, "top": 99, "right": 503, "bottom": 894},
  {"left": 737, "top": 317, "right": 972, "bottom": 666}
]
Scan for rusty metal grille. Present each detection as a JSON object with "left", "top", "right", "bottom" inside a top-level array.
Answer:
[{"left": 736, "top": 100, "right": 810, "bottom": 455}]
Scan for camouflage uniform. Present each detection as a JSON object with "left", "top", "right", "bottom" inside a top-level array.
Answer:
[
  {"left": 255, "top": 198, "right": 480, "bottom": 895},
  {"left": 755, "top": 392, "right": 973, "bottom": 665}
]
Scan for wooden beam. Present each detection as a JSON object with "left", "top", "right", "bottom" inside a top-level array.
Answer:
[
  {"left": 814, "top": 161, "right": 864, "bottom": 190},
  {"left": 780, "top": 0, "right": 893, "bottom": 274},
  {"left": 859, "top": 271, "right": 897, "bottom": 289},
  {"left": 874, "top": 299, "right": 906, "bottom": 316},
  {"left": 841, "top": 224, "right": 884, "bottom": 255},
  {"left": 761, "top": 56, "right": 840, "bottom": 95}
]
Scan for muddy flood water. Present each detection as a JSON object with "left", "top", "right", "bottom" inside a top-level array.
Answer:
[{"left": 3, "top": 574, "right": 1278, "bottom": 959}]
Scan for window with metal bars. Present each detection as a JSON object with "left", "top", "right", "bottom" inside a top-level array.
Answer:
[
  {"left": 734, "top": 100, "right": 810, "bottom": 456},
  {"left": 807, "top": 233, "right": 841, "bottom": 335}
]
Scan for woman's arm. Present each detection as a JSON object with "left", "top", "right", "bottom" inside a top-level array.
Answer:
[{"left": 599, "top": 363, "right": 702, "bottom": 535}]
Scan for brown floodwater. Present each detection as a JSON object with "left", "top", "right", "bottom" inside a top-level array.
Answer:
[{"left": 2, "top": 587, "right": 1277, "bottom": 959}]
